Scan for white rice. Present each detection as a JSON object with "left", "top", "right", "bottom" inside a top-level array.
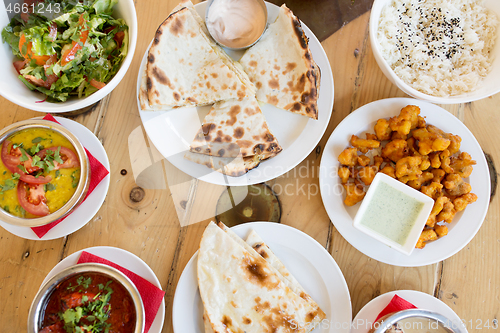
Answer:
[{"left": 377, "top": 0, "right": 498, "bottom": 97}]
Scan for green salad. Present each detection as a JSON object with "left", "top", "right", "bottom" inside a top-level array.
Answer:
[{"left": 1, "top": 0, "right": 128, "bottom": 102}]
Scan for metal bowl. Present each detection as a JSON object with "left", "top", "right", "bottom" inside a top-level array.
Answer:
[
  {"left": 28, "top": 263, "right": 145, "bottom": 333},
  {"left": 372, "top": 309, "right": 467, "bottom": 333},
  {"left": 0, "top": 119, "right": 89, "bottom": 227},
  {"left": 205, "top": 0, "right": 268, "bottom": 51}
]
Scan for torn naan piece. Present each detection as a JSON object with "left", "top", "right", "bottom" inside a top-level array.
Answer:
[
  {"left": 198, "top": 222, "right": 326, "bottom": 333},
  {"left": 239, "top": 4, "right": 321, "bottom": 120},
  {"left": 140, "top": 0, "right": 255, "bottom": 111}
]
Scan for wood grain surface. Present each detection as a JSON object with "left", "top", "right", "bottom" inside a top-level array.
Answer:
[{"left": 0, "top": 0, "right": 499, "bottom": 332}]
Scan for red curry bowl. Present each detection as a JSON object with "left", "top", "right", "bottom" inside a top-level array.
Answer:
[{"left": 28, "top": 263, "right": 145, "bottom": 333}]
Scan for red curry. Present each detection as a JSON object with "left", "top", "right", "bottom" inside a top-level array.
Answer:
[{"left": 40, "top": 272, "right": 136, "bottom": 333}]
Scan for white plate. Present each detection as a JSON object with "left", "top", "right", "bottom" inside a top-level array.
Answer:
[
  {"left": 40, "top": 246, "right": 165, "bottom": 333},
  {"left": 0, "top": 117, "right": 110, "bottom": 240},
  {"left": 351, "top": 290, "right": 467, "bottom": 333},
  {"left": 172, "top": 222, "right": 352, "bottom": 333},
  {"left": 319, "top": 98, "right": 490, "bottom": 267},
  {"left": 137, "top": 2, "right": 334, "bottom": 186}
]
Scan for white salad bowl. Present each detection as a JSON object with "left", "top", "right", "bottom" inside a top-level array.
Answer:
[
  {"left": 0, "top": 0, "right": 137, "bottom": 113},
  {"left": 370, "top": 0, "right": 500, "bottom": 104}
]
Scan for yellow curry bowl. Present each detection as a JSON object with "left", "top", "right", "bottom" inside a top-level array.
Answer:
[{"left": 0, "top": 119, "right": 89, "bottom": 227}]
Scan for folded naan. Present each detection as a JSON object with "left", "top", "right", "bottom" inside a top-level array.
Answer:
[
  {"left": 198, "top": 222, "right": 326, "bottom": 333},
  {"left": 140, "top": 0, "right": 255, "bottom": 111},
  {"left": 239, "top": 4, "right": 321, "bottom": 120},
  {"left": 184, "top": 97, "right": 281, "bottom": 176}
]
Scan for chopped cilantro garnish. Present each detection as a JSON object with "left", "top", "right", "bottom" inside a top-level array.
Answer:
[
  {"left": 44, "top": 183, "right": 56, "bottom": 192},
  {"left": 0, "top": 177, "right": 18, "bottom": 194},
  {"left": 71, "top": 170, "right": 79, "bottom": 188},
  {"left": 31, "top": 137, "right": 43, "bottom": 144},
  {"left": 55, "top": 170, "right": 61, "bottom": 178},
  {"left": 30, "top": 143, "right": 44, "bottom": 155},
  {"left": 17, "top": 164, "right": 28, "bottom": 174},
  {"left": 19, "top": 148, "right": 29, "bottom": 162},
  {"left": 53, "top": 147, "right": 64, "bottom": 164}
]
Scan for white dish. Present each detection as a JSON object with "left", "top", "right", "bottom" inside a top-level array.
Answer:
[
  {"left": 370, "top": 0, "right": 500, "bottom": 104},
  {"left": 0, "top": 0, "right": 137, "bottom": 112},
  {"left": 0, "top": 116, "right": 110, "bottom": 240},
  {"left": 137, "top": 2, "right": 334, "bottom": 186},
  {"left": 353, "top": 173, "right": 435, "bottom": 256},
  {"left": 40, "top": 246, "right": 165, "bottom": 333},
  {"left": 351, "top": 290, "right": 467, "bottom": 333},
  {"left": 319, "top": 98, "right": 490, "bottom": 266},
  {"left": 172, "top": 222, "right": 352, "bottom": 333}
]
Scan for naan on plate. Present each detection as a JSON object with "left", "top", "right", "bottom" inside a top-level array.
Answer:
[{"left": 197, "top": 222, "right": 326, "bottom": 333}]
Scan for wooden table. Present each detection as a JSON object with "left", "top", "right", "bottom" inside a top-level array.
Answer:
[{"left": 1, "top": 0, "right": 499, "bottom": 332}]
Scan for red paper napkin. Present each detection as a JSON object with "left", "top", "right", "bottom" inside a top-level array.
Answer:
[
  {"left": 30, "top": 114, "right": 109, "bottom": 238},
  {"left": 375, "top": 294, "right": 418, "bottom": 322},
  {"left": 77, "top": 251, "right": 165, "bottom": 333}
]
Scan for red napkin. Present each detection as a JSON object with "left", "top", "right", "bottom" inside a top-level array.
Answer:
[
  {"left": 375, "top": 294, "right": 418, "bottom": 322},
  {"left": 77, "top": 251, "right": 165, "bottom": 333},
  {"left": 30, "top": 114, "right": 109, "bottom": 238}
]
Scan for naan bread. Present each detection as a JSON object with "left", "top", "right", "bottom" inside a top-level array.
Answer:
[
  {"left": 184, "top": 96, "right": 281, "bottom": 176},
  {"left": 245, "top": 230, "right": 326, "bottom": 325},
  {"left": 198, "top": 222, "right": 326, "bottom": 333},
  {"left": 189, "top": 97, "right": 281, "bottom": 158},
  {"left": 239, "top": 4, "right": 321, "bottom": 119},
  {"left": 140, "top": 1, "right": 255, "bottom": 111}
]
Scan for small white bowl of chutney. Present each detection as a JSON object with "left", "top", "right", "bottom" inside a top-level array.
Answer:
[{"left": 353, "top": 173, "right": 434, "bottom": 256}]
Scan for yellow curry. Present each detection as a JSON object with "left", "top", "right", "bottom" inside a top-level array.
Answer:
[{"left": 0, "top": 128, "right": 81, "bottom": 218}]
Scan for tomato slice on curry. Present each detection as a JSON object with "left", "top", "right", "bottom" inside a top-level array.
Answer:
[{"left": 0, "top": 128, "right": 81, "bottom": 218}]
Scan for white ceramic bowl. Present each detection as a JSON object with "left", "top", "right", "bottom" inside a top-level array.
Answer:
[
  {"left": 353, "top": 173, "right": 434, "bottom": 256},
  {"left": 370, "top": 0, "right": 500, "bottom": 104},
  {"left": 0, "top": 0, "right": 137, "bottom": 112}
]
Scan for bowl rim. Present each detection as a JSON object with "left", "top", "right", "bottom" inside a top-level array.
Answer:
[
  {"left": 369, "top": 0, "right": 500, "bottom": 104},
  {"left": 0, "top": 0, "right": 138, "bottom": 112},
  {"left": 205, "top": 0, "right": 268, "bottom": 51},
  {"left": 372, "top": 309, "right": 467, "bottom": 333},
  {"left": 27, "top": 262, "right": 145, "bottom": 333},
  {"left": 0, "top": 119, "right": 90, "bottom": 227}
]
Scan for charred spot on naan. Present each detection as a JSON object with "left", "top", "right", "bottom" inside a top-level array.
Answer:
[
  {"left": 253, "top": 243, "right": 269, "bottom": 259},
  {"left": 244, "top": 106, "right": 258, "bottom": 116},
  {"left": 234, "top": 127, "right": 245, "bottom": 139},
  {"left": 262, "top": 308, "right": 301, "bottom": 333},
  {"left": 288, "top": 7, "right": 309, "bottom": 50},
  {"left": 151, "top": 66, "right": 175, "bottom": 90},
  {"left": 226, "top": 105, "right": 241, "bottom": 126},
  {"left": 242, "top": 254, "right": 279, "bottom": 289}
]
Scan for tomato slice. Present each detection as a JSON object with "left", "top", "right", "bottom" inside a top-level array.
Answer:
[
  {"left": 1, "top": 140, "right": 51, "bottom": 184},
  {"left": 113, "top": 31, "right": 125, "bottom": 49},
  {"left": 89, "top": 78, "right": 106, "bottom": 90},
  {"left": 17, "top": 180, "right": 50, "bottom": 216},
  {"left": 13, "top": 60, "right": 27, "bottom": 74},
  {"left": 36, "top": 146, "right": 80, "bottom": 170},
  {"left": 61, "top": 15, "right": 88, "bottom": 66},
  {"left": 19, "top": 33, "right": 51, "bottom": 66}
]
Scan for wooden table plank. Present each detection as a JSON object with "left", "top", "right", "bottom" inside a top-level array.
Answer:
[{"left": 0, "top": 0, "right": 499, "bottom": 332}]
